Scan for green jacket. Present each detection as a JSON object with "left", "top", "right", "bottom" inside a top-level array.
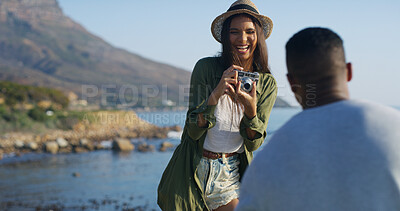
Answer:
[{"left": 157, "top": 57, "right": 277, "bottom": 211}]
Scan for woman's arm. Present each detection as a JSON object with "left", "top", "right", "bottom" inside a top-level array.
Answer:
[
  {"left": 186, "top": 59, "right": 216, "bottom": 140},
  {"left": 238, "top": 74, "right": 277, "bottom": 151},
  {"left": 196, "top": 90, "right": 223, "bottom": 128},
  {"left": 236, "top": 80, "right": 258, "bottom": 140},
  {"left": 191, "top": 64, "right": 243, "bottom": 131}
]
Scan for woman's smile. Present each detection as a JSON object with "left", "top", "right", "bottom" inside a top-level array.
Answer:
[{"left": 235, "top": 45, "right": 250, "bottom": 54}]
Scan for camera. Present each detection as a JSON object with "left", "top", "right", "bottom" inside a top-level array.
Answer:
[{"left": 235, "top": 70, "right": 259, "bottom": 92}]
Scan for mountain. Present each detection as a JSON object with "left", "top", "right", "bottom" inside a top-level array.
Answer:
[
  {"left": 0, "top": 0, "right": 191, "bottom": 107},
  {"left": 0, "top": 0, "right": 291, "bottom": 108}
]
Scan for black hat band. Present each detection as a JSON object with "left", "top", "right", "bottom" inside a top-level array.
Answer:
[{"left": 227, "top": 4, "right": 259, "bottom": 14}]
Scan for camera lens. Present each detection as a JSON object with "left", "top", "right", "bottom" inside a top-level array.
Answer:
[
  {"left": 241, "top": 77, "right": 253, "bottom": 92},
  {"left": 244, "top": 83, "right": 251, "bottom": 90}
]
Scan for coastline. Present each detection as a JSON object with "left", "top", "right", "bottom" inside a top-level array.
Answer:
[{"left": 0, "top": 110, "right": 180, "bottom": 160}]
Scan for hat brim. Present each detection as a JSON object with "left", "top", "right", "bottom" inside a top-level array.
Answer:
[{"left": 211, "top": 9, "right": 273, "bottom": 43}]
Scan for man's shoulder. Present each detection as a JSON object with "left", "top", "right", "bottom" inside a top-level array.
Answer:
[
  {"left": 296, "top": 99, "right": 400, "bottom": 118},
  {"left": 269, "top": 99, "right": 400, "bottom": 142},
  {"left": 342, "top": 99, "right": 400, "bottom": 118}
]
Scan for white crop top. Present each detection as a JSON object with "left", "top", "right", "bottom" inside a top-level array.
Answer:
[{"left": 203, "top": 94, "right": 245, "bottom": 153}]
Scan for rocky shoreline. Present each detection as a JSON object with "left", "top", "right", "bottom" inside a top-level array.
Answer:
[
  {"left": 0, "top": 110, "right": 180, "bottom": 160},
  {"left": 1, "top": 196, "right": 153, "bottom": 211}
]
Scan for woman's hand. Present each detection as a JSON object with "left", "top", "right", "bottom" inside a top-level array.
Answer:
[
  {"left": 207, "top": 65, "right": 243, "bottom": 105},
  {"left": 236, "top": 80, "right": 257, "bottom": 119},
  {"left": 198, "top": 65, "right": 243, "bottom": 128}
]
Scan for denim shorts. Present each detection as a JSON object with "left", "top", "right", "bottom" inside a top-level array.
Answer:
[{"left": 196, "top": 154, "right": 240, "bottom": 210}]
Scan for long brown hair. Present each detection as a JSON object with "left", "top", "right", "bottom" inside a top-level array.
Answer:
[{"left": 219, "top": 13, "right": 270, "bottom": 73}]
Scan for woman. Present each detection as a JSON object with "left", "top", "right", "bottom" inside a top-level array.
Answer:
[{"left": 158, "top": 0, "right": 277, "bottom": 210}]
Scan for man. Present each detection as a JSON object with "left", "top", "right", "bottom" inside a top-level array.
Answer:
[{"left": 235, "top": 27, "right": 400, "bottom": 211}]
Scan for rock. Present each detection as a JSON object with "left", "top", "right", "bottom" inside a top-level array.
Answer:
[
  {"left": 45, "top": 142, "right": 59, "bottom": 154},
  {"left": 112, "top": 138, "right": 134, "bottom": 152},
  {"left": 34, "top": 135, "right": 41, "bottom": 142},
  {"left": 100, "top": 140, "right": 112, "bottom": 149},
  {"left": 58, "top": 146, "right": 73, "bottom": 153},
  {"left": 167, "top": 131, "right": 182, "bottom": 139},
  {"left": 14, "top": 140, "right": 24, "bottom": 149},
  {"left": 0, "top": 152, "right": 3, "bottom": 160},
  {"left": 83, "top": 139, "right": 95, "bottom": 151},
  {"left": 160, "top": 141, "right": 174, "bottom": 152},
  {"left": 86, "top": 143, "right": 95, "bottom": 151},
  {"left": 56, "top": 137, "right": 68, "bottom": 148},
  {"left": 26, "top": 142, "right": 38, "bottom": 151},
  {"left": 169, "top": 125, "right": 182, "bottom": 132},
  {"left": 72, "top": 172, "right": 80, "bottom": 177},
  {"left": 137, "top": 143, "right": 155, "bottom": 152},
  {"left": 73, "top": 146, "right": 87, "bottom": 153},
  {"left": 94, "top": 143, "right": 105, "bottom": 150},
  {"left": 79, "top": 138, "right": 94, "bottom": 151},
  {"left": 153, "top": 128, "right": 169, "bottom": 139},
  {"left": 79, "top": 138, "right": 89, "bottom": 147},
  {"left": 161, "top": 141, "right": 173, "bottom": 148}
]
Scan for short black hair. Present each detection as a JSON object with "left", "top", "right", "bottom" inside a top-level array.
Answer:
[{"left": 286, "top": 27, "right": 346, "bottom": 81}]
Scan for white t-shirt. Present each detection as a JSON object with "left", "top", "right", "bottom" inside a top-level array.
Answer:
[
  {"left": 236, "top": 100, "right": 400, "bottom": 211},
  {"left": 203, "top": 94, "right": 244, "bottom": 153}
]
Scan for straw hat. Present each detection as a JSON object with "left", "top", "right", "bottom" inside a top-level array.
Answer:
[{"left": 211, "top": 0, "right": 273, "bottom": 43}]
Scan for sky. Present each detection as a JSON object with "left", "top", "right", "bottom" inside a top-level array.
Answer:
[{"left": 58, "top": 0, "right": 400, "bottom": 106}]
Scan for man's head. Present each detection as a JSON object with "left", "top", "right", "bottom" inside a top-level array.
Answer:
[{"left": 285, "top": 27, "right": 352, "bottom": 108}]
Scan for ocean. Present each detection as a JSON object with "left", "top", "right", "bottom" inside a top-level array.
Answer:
[{"left": 0, "top": 108, "right": 300, "bottom": 211}]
